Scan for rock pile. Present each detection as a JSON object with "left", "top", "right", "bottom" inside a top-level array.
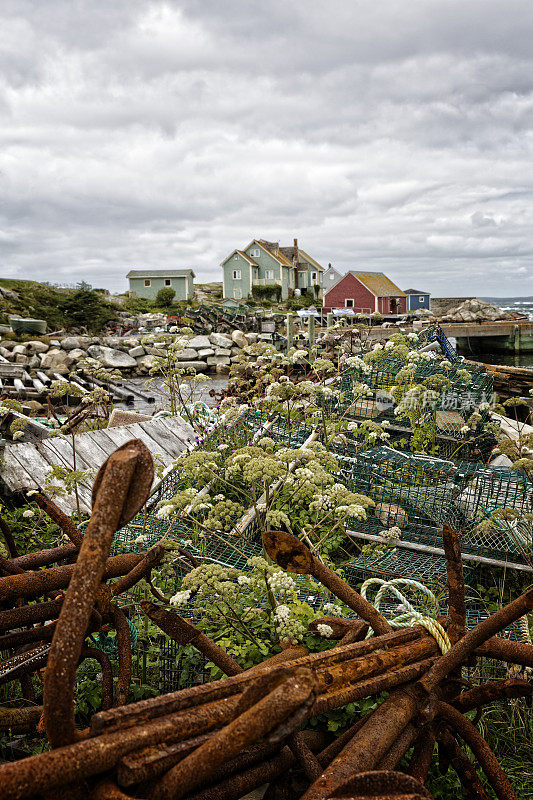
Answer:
[
  {"left": 0, "top": 330, "right": 257, "bottom": 378},
  {"left": 415, "top": 298, "right": 522, "bottom": 323}
]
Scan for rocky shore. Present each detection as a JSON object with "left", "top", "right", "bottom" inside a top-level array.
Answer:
[{"left": 0, "top": 329, "right": 256, "bottom": 378}]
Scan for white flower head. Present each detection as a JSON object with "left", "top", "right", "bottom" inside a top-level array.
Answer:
[
  {"left": 169, "top": 589, "right": 191, "bottom": 607},
  {"left": 22, "top": 509, "right": 35, "bottom": 519},
  {"left": 316, "top": 623, "right": 334, "bottom": 638}
]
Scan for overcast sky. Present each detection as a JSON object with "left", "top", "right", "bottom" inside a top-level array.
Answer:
[{"left": 1, "top": 1, "right": 533, "bottom": 296}]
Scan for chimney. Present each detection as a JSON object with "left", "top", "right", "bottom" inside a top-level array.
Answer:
[
  {"left": 293, "top": 238, "right": 298, "bottom": 265},
  {"left": 328, "top": 263, "right": 332, "bottom": 269}
]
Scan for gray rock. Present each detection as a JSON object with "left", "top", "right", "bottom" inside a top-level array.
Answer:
[
  {"left": 0, "top": 346, "right": 12, "bottom": 359},
  {"left": 13, "top": 344, "right": 27, "bottom": 355},
  {"left": 232, "top": 330, "right": 248, "bottom": 348},
  {"left": 26, "top": 340, "right": 49, "bottom": 353},
  {"left": 137, "top": 355, "right": 157, "bottom": 370},
  {"left": 175, "top": 360, "right": 208, "bottom": 372},
  {"left": 128, "top": 346, "right": 145, "bottom": 358},
  {"left": 15, "top": 354, "right": 29, "bottom": 365},
  {"left": 230, "top": 356, "right": 241, "bottom": 363},
  {"left": 198, "top": 348, "right": 215, "bottom": 358},
  {"left": 40, "top": 349, "right": 70, "bottom": 370},
  {"left": 214, "top": 347, "right": 231, "bottom": 357},
  {"left": 49, "top": 340, "right": 61, "bottom": 347},
  {"left": 86, "top": 345, "right": 137, "bottom": 369},
  {"left": 207, "top": 355, "right": 231, "bottom": 366},
  {"left": 60, "top": 337, "right": 83, "bottom": 351},
  {"left": 188, "top": 335, "right": 212, "bottom": 350},
  {"left": 209, "top": 332, "right": 233, "bottom": 349},
  {"left": 145, "top": 346, "right": 165, "bottom": 356},
  {"left": 216, "top": 363, "right": 231, "bottom": 374},
  {"left": 176, "top": 348, "right": 199, "bottom": 361},
  {"left": 0, "top": 286, "right": 18, "bottom": 300},
  {"left": 231, "top": 347, "right": 240, "bottom": 356},
  {"left": 244, "top": 333, "right": 258, "bottom": 344},
  {"left": 65, "top": 348, "right": 87, "bottom": 366},
  {"left": 28, "top": 355, "right": 41, "bottom": 369}
]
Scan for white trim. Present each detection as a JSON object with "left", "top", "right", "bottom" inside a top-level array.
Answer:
[
  {"left": 185, "top": 275, "right": 189, "bottom": 301},
  {"left": 345, "top": 298, "right": 354, "bottom": 308},
  {"left": 144, "top": 279, "right": 151, "bottom": 287},
  {"left": 222, "top": 264, "right": 227, "bottom": 300},
  {"left": 233, "top": 269, "right": 242, "bottom": 280}
]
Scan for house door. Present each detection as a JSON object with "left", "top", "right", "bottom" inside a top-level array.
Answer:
[{"left": 390, "top": 298, "right": 399, "bottom": 313}]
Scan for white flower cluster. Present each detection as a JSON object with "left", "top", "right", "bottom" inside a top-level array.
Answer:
[
  {"left": 169, "top": 589, "right": 191, "bottom": 607},
  {"left": 345, "top": 356, "right": 371, "bottom": 374},
  {"left": 323, "top": 602, "right": 342, "bottom": 615},
  {"left": 156, "top": 504, "right": 174, "bottom": 519},
  {"left": 22, "top": 509, "right": 35, "bottom": 519},
  {"left": 268, "top": 570, "right": 296, "bottom": 597},
  {"left": 316, "top": 623, "right": 334, "bottom": 638},
  {"left": 274, "top": 604, "right": 306, "bottom": 642}
]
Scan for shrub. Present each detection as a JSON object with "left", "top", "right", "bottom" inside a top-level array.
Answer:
[{"left": 155, "top": 287, "right": 176, "bottom": 309}]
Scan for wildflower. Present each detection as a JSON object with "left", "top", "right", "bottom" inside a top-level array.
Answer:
[
  {"left": 22, "top": 509, "right": 35, "bottom": 519},
  {"left": 323, "top": 602, "right": 342, "bottom": 615},
  {"left": 170, "top": 590, "right": 191, "bottom": 607},
  {"left": 274, "top": 604, "right": 291, "bottom": 620},
  {"left": 27, "top": 489, "right": 38, "bottom": 496},
  {"left": 156, "top": 504, "right": 174, "bottom": 519},
  {"left": 460, "top": 425, "right": 470, "bottom": 434},
  {"left": 316, "top": 623, "right": 334, "bottom": 638},
  {"left": 237, "top": 575, "right": 251, "bottom": 586}
]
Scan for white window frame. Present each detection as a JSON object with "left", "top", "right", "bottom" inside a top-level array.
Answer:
[
  {"left": 233, "top": 269, "right": 241, "bottom": 280},
  {"left": 164, "top": 278, "right": 172, "bottom": 287},
  {"left": 250, "top": 247, "right": 260, "bottom": 258},
  {"left": 233, "top": 288, "right": 242, "bottom": 299},
  {"left": 345, "top": 298, "right": 354, "bottom": 308},
  {"left": 265, "top": 269, "right": 274, "bottom": 280},
  {"left": 311, "top": 271, "right": 317, "bottom": 282},
  {"left": 419, "top": 296, "right": 425, "bottom": 303},
  {"left": 234, "top": 254, "right": 239, "bottom": 260},
  {"left": 329, "top": 273, "right": 335, "bottom": 280},
  {"left": 144, "top": 279, "right": 151, "bottom": 287}
]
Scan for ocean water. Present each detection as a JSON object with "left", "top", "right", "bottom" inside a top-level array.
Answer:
[{"left": 480, "top": 296, "right": 533, "bottom": 320}]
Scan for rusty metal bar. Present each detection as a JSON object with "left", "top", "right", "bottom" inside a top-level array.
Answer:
[
  {"left": 81, "top": 647, "right": 114, "bottom": 711},
  {"left": 452, "top": 678, "right": 533, "bottom": 712},
  {"left": 436, "top": 701, "right": 518, "bottom": 800},
  {"left": 110, "top": 606, "right": 133, "bottom": 707},
  {"left": 33, "top": 492, "right": 84, "bottom": 548},
  {"left": 0, "top": 705, "right": 43, "bottom": 733},
  {"left": 476, "top": 637, "right": 533, "bottom": 667},
  {"left": 150, "top": 667, "right": 318, "bottom": 800},
  {"left": 111, "top": 545, "right": 165, "bottom": 597},
  {"left": 437, "top": 729, "right": 491, "bottom": 800},
  {"left": 328, "top": 770, "right": 433, "bottom": 799},
  {"left": 263, "top": 530, "right": 392, "bottom": 635},
  {"left": 0, "top": 552, "right": 146, "bottom": 603},
  {"left": 0, "top": 513, "right": 19, "bottom": 558},
  {"left": 442, "top": 524, "right": 466, "bottom": 645},
  {"left": 407, "top": 728, "right": 436, "bottom": 784},
  {"left": 0, "top": 597, "right": 63, "bottom": 632},
  {"left": 141, "top": 601, "right": 243, "bottom": 677},
  {"left": 12, "top": 543, "right": 78, "bottom": 570},
  {"left": 44, "top": 440, "right": 153, "bottom": 748},
  {"left": 420, "top": 587, "right": 533, "bottom": 692},
  {"left": 301, "top": 687, "right": 423, "bottom": 800}
]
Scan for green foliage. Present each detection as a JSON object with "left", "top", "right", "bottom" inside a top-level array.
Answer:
[
  {"left": 252, "top": 284, "right": 282, "bottom": 302},
  {"left": 58, "top": 285, "right": 117, "bottom": 331},
  {"left": 154, "top": 287, "right": 176, "bottom": 309}
]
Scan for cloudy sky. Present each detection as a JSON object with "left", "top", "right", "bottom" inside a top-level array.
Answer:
[{"left": 1, "top": 1, "right": 533, "bottom": 296}]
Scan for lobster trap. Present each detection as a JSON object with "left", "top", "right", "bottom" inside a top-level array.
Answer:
[
  {"left": 335, "top": 355, "right": 494, "bottom": 442},
  {"left": 339, "top": 446, "right": 533, "bottom": 569}
]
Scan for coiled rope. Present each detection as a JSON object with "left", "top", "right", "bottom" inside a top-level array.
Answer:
[{"left": 361, "top": 577, "right": 451, "bottom": 654}]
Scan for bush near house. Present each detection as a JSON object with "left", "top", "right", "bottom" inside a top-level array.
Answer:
[{"left": 252, "top": 284, "right": 282, "bottom": 302}]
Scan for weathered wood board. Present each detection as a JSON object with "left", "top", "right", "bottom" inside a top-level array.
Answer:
[{"left": 0, "top": 416, "right": 195, "bottom": 515}]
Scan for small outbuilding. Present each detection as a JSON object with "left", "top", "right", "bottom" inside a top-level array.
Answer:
[
  {"left": 403, "top": 289, "right": 431, "bottom": 311},
  {"left": 127, "top": 269, "right": 195, "bottom": 301},
  {"left": 323, "top": 271, "right": 407, "bottom": 315}
]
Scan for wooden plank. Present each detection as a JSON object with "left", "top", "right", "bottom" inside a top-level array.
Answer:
[
  {"left": 1, "top": 447, "right": 39, "bottom": 490},
  {"left": 137, "top": 420, "right": 189, "bottom": 459},
  {"left": 124, "top": 424, "right": 173, "bottom": 467},
  {"left": 164, "top": 417, "right": 195, "bottom": 445},
  {"left": 100, "top": 426, "right": 139, "bottom": 450}
]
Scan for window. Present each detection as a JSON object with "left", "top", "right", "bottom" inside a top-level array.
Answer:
[
  {"left": 233, "top": 288, "right": 242, "bottom": 299},
  {"left": 144, "top": 279, "right": 151, "bottom": 287},
  {"left": 329, "top": 273, "right": 335, "bottom": 280},
  {"left": 419, "top": 296, "right": 425, "bottom": 303},
  {"left": 165, "top": 279, "right": 172, "bottom": 287},
  {"left": 233, "top": 269, "right": 241, "bottom": 280},
  {"left": 265, "top": 269, "right": 274, "bottom": 280},
  {"left": 250, "top": 248, "right": 260, "bottom": 257},
  {"left": 234, "top": 254, "right": 239, "bottom": 260},
  {"left": 311, "top": 271, "right": 317, "bottom": 282},
  {"left": 345, "top": 299, "right": 354, "bottom": 308}
]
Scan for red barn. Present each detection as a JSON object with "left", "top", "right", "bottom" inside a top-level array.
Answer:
[{"left": 323, "top": 271, "right": 407, "bottom": 315}]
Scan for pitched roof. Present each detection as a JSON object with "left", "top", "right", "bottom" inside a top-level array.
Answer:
[
  {"left": 220, "top": 250, "right": 259, "bottom": 267},
  {"left": 127, "top": 269, "right": 194, "bottom": 278},
  {"left": 403, "top": 288, "right": 430, "bottom": 294},
  {"left": 257, "top": 240, "right": 293, "bottom": 267},
  {"left": 349, "top": 271, "right": 406, "bottom": 297},
  {"left": 323, "top": 267, "right": 344, "bottom": 290}
]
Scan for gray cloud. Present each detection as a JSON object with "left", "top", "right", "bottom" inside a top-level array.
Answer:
[{"left": 0, "top": 0, "right": 532, "bottom": 295}]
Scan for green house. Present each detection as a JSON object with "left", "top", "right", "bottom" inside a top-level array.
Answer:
[
  {"left": 127, "top": 269, "right": 195, "bottom": 301},
  {"left": 221, "top": 239, "right": 324, "bottom": 301}
]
